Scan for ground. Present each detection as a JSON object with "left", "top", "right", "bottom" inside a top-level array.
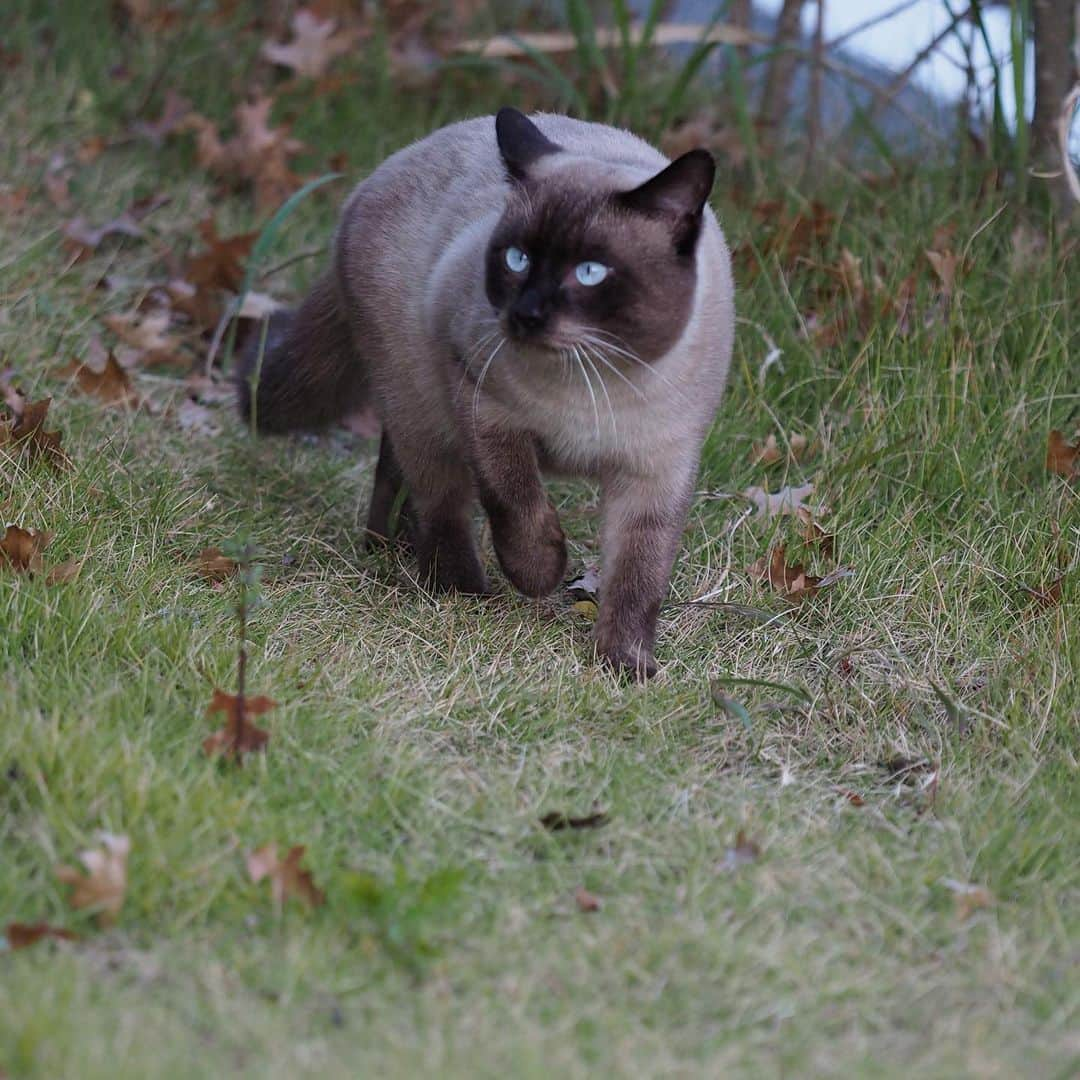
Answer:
[{"left": 1, "top": 4, "right": 1078, "bottom": 1078}]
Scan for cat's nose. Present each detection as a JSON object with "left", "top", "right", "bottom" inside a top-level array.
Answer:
[{"left": 509, "top": 290, "right": 548, "bottom": 335}]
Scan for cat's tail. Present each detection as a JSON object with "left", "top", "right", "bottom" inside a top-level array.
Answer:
[{"left": 235, "top": 272, "right": 367, "bottom": 433}]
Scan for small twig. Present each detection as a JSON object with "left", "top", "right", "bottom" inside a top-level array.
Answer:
[{"left": 259, "top": 246, "right": 325, "bottom": 281}]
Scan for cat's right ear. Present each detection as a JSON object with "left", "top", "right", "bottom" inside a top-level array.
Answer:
[{"left": 495, "top": 108, "right": 561, "bottom": 182}]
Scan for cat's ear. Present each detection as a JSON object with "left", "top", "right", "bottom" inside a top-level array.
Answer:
[
  {"left": 495, "top": 108, "right": 561, "bottom": 182},
  {"left": 617, "top": 149, "right": 715, "bottom": 253}
]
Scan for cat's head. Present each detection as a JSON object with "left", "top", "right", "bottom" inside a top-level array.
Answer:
[{"left": 485, "top": 108, "right": 714, "bottom": 365}]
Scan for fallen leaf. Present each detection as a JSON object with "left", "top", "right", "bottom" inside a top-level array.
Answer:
[
  {"left": 176, "top": 398, "right": 222, "bottom": 437},
  {"left": 56, "top": 833, "right": 130, "bottom": 926},
  {"left": 197, "top": 546, "right": 237, "bottom": 581},
  {"left": 572, "top": 599, "right": 598, "bottom": 621},
  {"left": 1022, "top": 576, "right": 1063, "bottom": 612},
  {"left": 942, "top": 878, "right": 994, "bottom": 921},
  {"left": 0, "top": 185, "right": 30, "bottom": 216},
  {"left": 185, "top": 218, "right": 257, "bottom": 294},
  {"left": 203, "top": 687, "right": 274, "bottom": 761},
  {"left": 838, "top": 789, "right": 865, "bottom": 806},
  {"left": 182, "top": 97, "right": 306, "bottom": 212},
  {"left": 748, "top": 545, "right": 822, "bottom": 601},
  {"left": 0, "top": 525, "right": 53, "bottom": 574},
  {"left": 749, "top": 431, "right": 810, "bottom": 466},
  {"left": 796, "top": 507, "right": 835, "bottom": 558},
  {"left": 45, "top": 558, "right": 82, "bottom": 585},
  {"left": 574, "top": 886, "right": 601, "bottom": 912},
  {"left": 5, "top": 922, "right": 78, "bottom": 950},
  {"left": 57, "top": 351, "right": 139, "bottom": 407},
  {"left": 62, "top": 195, "right": 168, "bottom": 259},
  {"left": 721, "top": 829, "right": 760, "bottom": 871},
  {"left": 539, "top": 810, "right": 609, "bottom": 831},
  {"left": 566, "top": 566, "right": 601, "bottom": 599},
  {"left": 132, "top": 89, "right": 192, "bottom": 145},
  {"left": 246, "top": 843, "right": 325, "bottom": 909},
  {"left": 261, "top": 8, "right": 355, "bottom": 78},
  {"left": 742, "top": 482, "right": 816, "bottom": 520},
  {"left": 925, "top": 248, "right": 961, "bottom": 299},
  {"left": 1046, "top": 430, "right": 1078, "bottom": 477},
  {"left": 102, "top": 310, "right": 185, "bottom": 368},
  {"left": 0, "top": 391, "right": 69, "bottom": 468}
]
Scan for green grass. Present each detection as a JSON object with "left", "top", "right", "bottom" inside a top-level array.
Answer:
[{"left": 2, "top": 4, "right": 1079, "bottom": 1078}]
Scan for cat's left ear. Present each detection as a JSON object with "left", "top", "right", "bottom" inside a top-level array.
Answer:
[
  {"left": 617, "top": 149, "right": 715, "bottom": 254},
  {"left": 495, "top": 108, "right": 561, "bottom": 182}
]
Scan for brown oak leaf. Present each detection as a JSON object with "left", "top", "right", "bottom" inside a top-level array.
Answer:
[
  {"left": 56, "top": 833, "right": 130, "bottom": 926},
  {"left": 197, "top": 546, "right": 237, "bottom": 581},
  {"left": 261, "top": 8, "right": 356, "bottom": 78},
  {"left": 203, "top": 688, "right": 274, "bottom": 761},
  {"left": 574, "top": 886, "right": 602, "bottom": 912},
  {"left": 1046, "top": 430, "right": 1078, "bottom": 477},
  {"left": 247, "top": 843, "right": 325, "bottom": 908},
  {"left": 58, "top": 351, "right": 139, "bottom": 407},
  {"left": 0, "top": 390, "right": 68, "bottom": 468},
  {"left": 0, "top": 525, "right": 53, "bottom": 574},
  {"left": 102, "top": 310, "right": 185, "bottom": 368},
  {"left": 6, "top": 922, "right": 79, "bottom": 950},
  {"left": 748, "top": 544, "right": 822, "bottom": 601}
]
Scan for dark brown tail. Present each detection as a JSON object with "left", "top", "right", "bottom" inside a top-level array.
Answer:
[{"left": 235, "top": 273, "right": 367, "bottom": 433}]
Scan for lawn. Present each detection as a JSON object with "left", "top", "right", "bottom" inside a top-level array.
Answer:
[{"left": 1, "top": 4, "right": 1078, "bottom": 1078}]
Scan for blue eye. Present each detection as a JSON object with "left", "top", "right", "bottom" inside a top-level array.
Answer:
[
  {"left": 575, "top": 261, "right": 609, "bottom": 286},
  {"left": 505, "top": 246, "right": 529, "bottom": 273}
]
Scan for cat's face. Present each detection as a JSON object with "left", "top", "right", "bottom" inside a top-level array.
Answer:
[{"left": 484, "top": 109, "right": 715, "bottom": 369}]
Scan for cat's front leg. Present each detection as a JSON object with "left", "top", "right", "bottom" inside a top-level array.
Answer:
[
  {"left": 470, "top": 427, "right": 567, "bottom": 598},
  {"left": 595, "top": 470, "right": 696, "bottom": 680}
]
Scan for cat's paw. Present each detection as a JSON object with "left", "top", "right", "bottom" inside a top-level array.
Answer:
[
  {"left": 493, "top": 501, "right": 567, "bottom": 598},
  {"left": 597, "top": 639, "right": 658, "bottom": 682}
]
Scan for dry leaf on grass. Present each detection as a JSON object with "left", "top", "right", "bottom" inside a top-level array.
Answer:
[
  {"left": 0, "top": 525, "right": 53, "bottom": 574},
  {"left": 574, "top": 887, "right": 602, "bottom": 912},
  {"left": 796, "top": 507, "right": 835, "bottom": 558},
  {"left": 185, "top": 218, "right": 257, "bottom": 294},
  {"left": 261, "top": 8, "right": 356, "bottom": 77},
  {"left": 62, "top": 195, "right": 168, "bottom": 259},
  {"left": 721, "top": 829, "right": 760, "bottom": 871},
  {"left": 176, "top": 398, "right": 222, "bottom": 437},
  {"left": 1022, "top": 576, "right": 1063, "bottom": 612},
  {"left": 742, "top": 482, "right": 816, "bottom": 520},
  {"left": 1046, "top": 430, "right": 1078, "bottom": 477},
  {"left": 5, "top": 922, "right": 78, "bottom": 950},
  {"left": 749, "top": 431, "right": 810, "bottom": 466},
  {"left": 747, "top": 544, "right": 851, "bottom": 602},
  {"left": 247, "top": 844, "right": 325, "bottom": 909},
  {"left": 566, "top": 566, "right": 601, "bottom": 599},
  {"left": 132, "top": 89, "right": 192, "bottom": 145},
  {"left": 203, "top": 688, "right": 274, "bottom": 761},
  {"left": 56, "top": 833, "right": 130, "bottom": 926},
  {"left": 0, "top": 390, "right": 68, "bottom": 468},
  {"left": 943, "top": 879, "right": 994, "bottom": 921},
  {"left": 57, "top": 352, "right": 139, "bottom": 407},
  {"left": 102, "top": 310, "right": 185, "bottom": 369},
  {"left": 925, "top": 248, "right": 961, "bottom": 299},
  {"left": 182, "top": 96, "right": 306, "bottom": 212},
  {"left": 196, "top": 546, "right": 237, "bottom": 581}
]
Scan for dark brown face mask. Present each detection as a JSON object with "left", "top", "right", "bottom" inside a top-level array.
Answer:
[{"left": 485, "top": 108, "right": 716, "bottom": 364}]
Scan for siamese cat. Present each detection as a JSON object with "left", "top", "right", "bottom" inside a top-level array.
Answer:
[{"left": 238, "top": 109, "right": 734, "bottom": 679}]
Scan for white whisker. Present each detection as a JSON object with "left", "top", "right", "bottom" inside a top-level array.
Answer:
[
  {"left": 471, "top": 336, "right": 506, "bottom": 431},
  {"left": 578, "top": 344, "right": 618, "bottom": 437},
  {"left": 571, "top": 345, "right": 601, "bottom": 439},
  {"left": 579, "top": 338, "right": 648, "bottom": 400}
]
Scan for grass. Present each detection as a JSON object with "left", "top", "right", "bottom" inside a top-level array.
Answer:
[{"left": 2, "top": 3, "right": 1079, "bottom": 1077}]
